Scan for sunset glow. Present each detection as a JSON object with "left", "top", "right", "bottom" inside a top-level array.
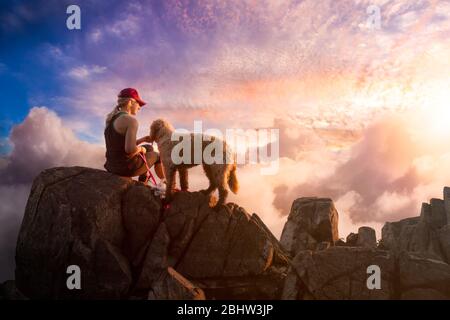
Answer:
[{"left": 1, "top": 0, "right": 450, "bottom": 282}]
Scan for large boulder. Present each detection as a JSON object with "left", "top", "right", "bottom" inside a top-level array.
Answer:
[
  {"left": 0, "top": 280, "right": 27, "bottom": 300},
  {"left": 16, "top": 167, "right": 160, "bottom": 299},
  {"left": 15, "top": 167, "right": 289, "bottom": 300},
  {"left": 281, "top": 247, "right": 396, "bottom": 300},
  {"left": 356, "top": 227, "right": 377, "bottom": 248},
  {"left": 280, "top": 197, "right": 339, "bottom": 256},
  {"left": 398, "top": 252, "right": 450, "bottom": 299},
  {"left": 344, "top": 227, "right": 377, "bottom": 248},
  {"left": 138, "top": 191, "right": 290, "bottom": 299},
  {"left": 281, "top": 247, "right": 450, "bottom": 300},
  {"left": 15, "top": 167, "right": 155, "bottom": 299},
  {"left": 444, "top": 187, "right": 450, "bottom": 225},
  {"left": 379, "top": 188, "right": 450, "bottom": 263}
]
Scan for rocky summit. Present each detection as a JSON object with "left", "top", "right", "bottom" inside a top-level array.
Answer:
[{"left": 1, "top": 167, "right": 449, "bottom": 300}]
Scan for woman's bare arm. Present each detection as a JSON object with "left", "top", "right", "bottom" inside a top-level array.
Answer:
[
  {"left": 124, "top": 117, "right": 140, "bottom": 154},
  {"left": 136, "top": 135, "right": 151, "bottom": 145}
]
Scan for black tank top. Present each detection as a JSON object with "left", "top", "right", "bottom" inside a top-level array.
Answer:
[{"left": 104, "top": 112, "right": 135, "bottom": 174}]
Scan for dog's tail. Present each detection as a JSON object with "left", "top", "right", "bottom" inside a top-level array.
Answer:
[{"left": 228, "top": 164, "right": 239, "bottom": 194}]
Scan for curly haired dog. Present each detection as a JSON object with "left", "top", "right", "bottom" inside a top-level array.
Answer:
[{"left": 149, "top": 119, "right": 239, "bottom": 209}]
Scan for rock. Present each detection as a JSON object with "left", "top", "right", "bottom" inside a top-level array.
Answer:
[
  {"left": 399, "top": 252, "right": 450, "bottom": 299},
  {"left": 0, "top": 280, "right": 27, "bottom": 300},
  {"left": 380, "top": 217, "right": 444, "bottom": 261},
  {"left": 135, "top": 222, "right": 171, "bottom": 291},
  {"left": 139, "top": 192, "right": 289, "bottom": 299},
  {"left": 280, "top": 197, "right": 339, "bottom": 256},
  {"left": 148, "top": 267, "right": 205, "bottom": 300},
  {"left": 422, "top": 199, "right": 447, "bottom": 228},
  {"left": 122, "top": 184, "right": 162, "bottom": 269},
  {"left": 439, "top": 225, "right": 450, "bottom": 264},
  {"left": 400, "top": 288, "right": 448, "bottom": 300},
  {"left": 16, "top": 167, "right": 291, "bottom": 300},
  {"left": 15, "top": 167, "right": 156, "bottom": 299},
  {"left": 281, "top": 247, "right": 450, "bottom": 300},
  {"left": 280, "top": 267, "right": 300, "bottom": 300},
  {"left": 444, "top": 187, "right": 450, "bottom": 225},
  {"left": 15, "top": 167, "right": 450, "bottom": 300},
  {"left": 170, "top": 193, "right": 288, "bottom": 279},
  {"left": 284, "top": 247, "right": 396, "bottom": 300},
  {"left": 317, "top": 242, "right": 331, "bottom": 251},
  {"left": 346, "top": 233, "right": 358, "bottom": 246},
  {"left": 356, "top": 227, "right": 377, "bottom": 248}
]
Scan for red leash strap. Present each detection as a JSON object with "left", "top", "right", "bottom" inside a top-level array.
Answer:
[{"left": 138, "top": 152, "right": 157, "bottom": 186}]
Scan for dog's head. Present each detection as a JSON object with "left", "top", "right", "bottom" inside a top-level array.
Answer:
[{"left": 149, "top": 119, "right": 174, "bottom": 143}]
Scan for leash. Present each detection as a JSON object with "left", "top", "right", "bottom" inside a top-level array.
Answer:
[
  {"left": 138, "top": 152, "right": 157, "bottom": 186},
  {"left": 138, "top": 150, "right": 170, "bottom": 210}
]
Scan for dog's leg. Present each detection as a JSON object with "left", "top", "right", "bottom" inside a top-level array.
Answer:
[
  {"left": 214, "top": 181, "right": 229, "bottom": 211},
  {"left": 165, "top": 166, "right": 177, "bottom": 202},
  {"left": 211, "top": 166, "right": 229, "bottom": 211},
  {"left": 179, "top": 167, "right": 188, "bottom": 191},
  {"left": 200, "top": 164, "right": 216, "bottom": 196}
]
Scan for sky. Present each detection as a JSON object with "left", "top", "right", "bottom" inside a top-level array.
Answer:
[{"left": 1, "top": 0, "right": 450, "bottom": 281}]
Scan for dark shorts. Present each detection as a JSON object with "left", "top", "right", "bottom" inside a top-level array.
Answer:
[{"left": 105, "top": 144, "right": 157, "bottom": 177}]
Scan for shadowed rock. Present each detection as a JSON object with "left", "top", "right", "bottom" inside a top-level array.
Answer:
[
  {"left": 12, "top": 167, "right": 450, "bottom": 300},
  {"left": 379, "top": 188, "right": 450, "bottom": 263},
  {"left": 280, "top": 197, "right": 339, "bottom": 256},
  {"left": 356, "top": 227, "right": 377, "bottom": 248},
  {"left": 16, "top": 167, "right": 136, "bottom": 299},
  {"left": 15, "top": 167, "right": 289, "bottom": 300}
]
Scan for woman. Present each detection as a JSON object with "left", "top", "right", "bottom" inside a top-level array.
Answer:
[{"left": 104, "top": 88, "right": 164, "bottom": 182}]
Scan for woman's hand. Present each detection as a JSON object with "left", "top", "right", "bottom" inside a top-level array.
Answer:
[
  {"left": 129, "top": 145, "right": 146, "bottom": 157},
  {"left": 137, "top": 135, "right": 152, "bottom": 145}
]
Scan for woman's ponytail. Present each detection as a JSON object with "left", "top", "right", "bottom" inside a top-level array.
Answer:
[{"left": 105, "top": 97, "right": 133, "bottom": 127}]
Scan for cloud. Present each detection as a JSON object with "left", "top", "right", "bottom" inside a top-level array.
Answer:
[
  {"left": 0, "top": 107, "right": 105, "bottom": 184},
  {"left": 67, "top": 65, "right": 107, "bottom": 80},
  {"left": 272, "top": 110, "right": 450, "bottom": 238},
  {"left": 0, "top": 184, "right": 30, "bottom": 282},
  {"left": 0, "top": 107, "right": 105, "bottom": 281}
]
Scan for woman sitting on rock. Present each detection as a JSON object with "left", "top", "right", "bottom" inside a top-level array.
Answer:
[{"left": 104, "top": 88, "right": 164, "bottom": 182}]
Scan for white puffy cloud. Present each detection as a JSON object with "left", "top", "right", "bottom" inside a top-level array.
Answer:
[{"left": 0, "top": 107, "right": 105, "bottom": 184}]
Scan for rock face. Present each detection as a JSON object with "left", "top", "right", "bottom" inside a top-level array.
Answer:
[
  {"left": 12, "top": 167, "right": 450, "bottom": 300},
  {"left": 280, "top": 197, "right": 339, "bottom": 256},
  {"left": 15, "top": 167, "right": 289, "bottom": 300},
  {"left": 16, "top": 167, "right": 136, "bottom": 299},
  {"left": 282, "top": 248, "right": 450, "bottom": 300},
  {"left": 0, "top": 280, "right": 27, "bottom": 300},
  {"left": 148, "top": 267, "right": 205, "bottom": 300},
  {"left": 282, "top": 247, "right": 396, "bottom": 300},
  {"left": 379, "top": 189, "right": 449, "bottom": 263},
  {"left": 137, "top": 191, "right": 289, "bottom": 299},
  {"left": 279, "top": 190, "right": 450, "bottom": 300}
]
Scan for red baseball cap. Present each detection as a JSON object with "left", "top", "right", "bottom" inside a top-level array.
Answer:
[{"left": 118, "top": 88, "right": 147, "bottom": 107}]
